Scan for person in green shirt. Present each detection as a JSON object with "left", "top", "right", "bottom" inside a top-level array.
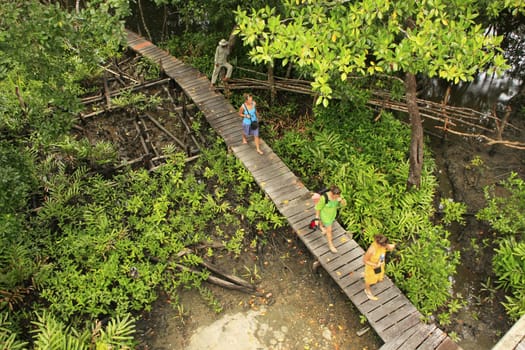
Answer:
[{"left": 314, "top": 185, "right": 346, "bottom": 253}]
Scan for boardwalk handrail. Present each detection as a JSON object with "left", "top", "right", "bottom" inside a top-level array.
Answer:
[{"left": 125, "top": 29, "right": 463, "bottom": 350}]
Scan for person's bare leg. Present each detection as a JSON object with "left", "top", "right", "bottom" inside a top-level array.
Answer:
[
  {"left": 364, "top": 282, "right": 378, "bottom": 300},
  {"left": 326, "top": 225, "right": 337, "bottom": 253},
  {"left": 254, "top": 136, "right": 263, "bottom": 154},
  {"left": 242, "top": 133, "right": 248, "bottom": 144}
]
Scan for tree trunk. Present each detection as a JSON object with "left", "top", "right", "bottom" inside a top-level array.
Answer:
[
  {"left": 268, "top": 62, "right": 276, "bottom": 104},
  {"left": 404, "top": 72, "right": 424, "bottom": 190}
]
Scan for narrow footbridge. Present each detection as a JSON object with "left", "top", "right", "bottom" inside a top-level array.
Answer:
[{"left": 126, "top": 29, "right": 461, "bottom": 350}]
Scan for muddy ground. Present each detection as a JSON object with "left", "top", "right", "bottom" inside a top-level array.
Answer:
[
  {"left": 134, "top": 228, "right": 382, "bottom": 350},
  {"left": 431, "top": 130, "right": 524, "bottom": 348}
]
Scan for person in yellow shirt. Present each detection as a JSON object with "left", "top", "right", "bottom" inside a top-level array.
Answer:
[{"left": 363, "top": 234, "right": 396, "bottom": 300}]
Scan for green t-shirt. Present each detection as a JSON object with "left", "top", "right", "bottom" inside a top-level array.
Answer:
[{"left": 315, "top": 193, "right": 345, "bottom": 225}]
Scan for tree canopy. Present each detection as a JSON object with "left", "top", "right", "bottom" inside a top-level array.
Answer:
[
  {"left": 234, "top": 0, "right": 525, "bottom": 188},
  {"left": 0, "top": 0, "right": 129, "bottom": 141},
  {"left": 234, "top": 0, "right": 524, "bottom": 106}
]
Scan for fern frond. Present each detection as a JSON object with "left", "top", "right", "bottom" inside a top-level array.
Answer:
[{"left": 96, "top": 314, "right": 135, "bottom": 348}]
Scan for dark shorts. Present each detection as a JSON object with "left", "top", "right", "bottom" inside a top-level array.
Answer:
[{"left": 243, "top": 123, "right": 259, "bottom": 137}]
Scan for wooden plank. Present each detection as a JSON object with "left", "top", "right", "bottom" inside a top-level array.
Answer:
[
  {"left": 208, "top": 117, "right": 239, "bottom": 132},
  {"left": 163, "top": 60, "right": 186, "bottom": 72},
  {"left": 380, "top": 311, "right": 422, "bottom": 342},
  {"left": 253, "top": 164, "right": 296, "bottom": 184},
  {"left": 272, "top": 187, "right": 310, "bottom": 208},
  {"left": 397, "top": 323, "right": 437, "bottom": 349},
  {"left": 180, "top": 75, "right": 209, "bottom": 88},
  {"left": 250, "top": 162, "right": 291, "bottom": 180},
  {"left": 205, "top": 100, "right": 238, "bottom": 112},
  {"left": 206, "top": 112, "right": 239, "bottom": 126},
  {"left": 195, "top": 93, "right": 227, "bottom": 106},
  {"left": 373, "top": 302, "right": 419, "bottom": 332},
  {"left": 205, "top": 110, "right": 238, "bottom": 123},
  {"left": 262, "top": 175, "right": 304, "bottom": 195},
  {"left": 436, "top": 337, "right": 460, "bottom": 350},
  {"left": 366, "top": 293, "right": 409, "bottom": 322},
  {"left": 417, "top": 328, "right": 447, "bottom": 349},
  {"left": 493, "top": 314, "right": 525, "bottom": 350},
  {"left": 215, "top": 124, "right": 243, "bottom": 139},
  {"left": 380, "top": 324, "right": 428, "bottom": 350}
]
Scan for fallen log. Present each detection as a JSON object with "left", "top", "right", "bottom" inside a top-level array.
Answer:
[
  {"left": 174, "top": 264, "right": 263, "bottom": 296},
  {"left": 200, "top": 260, "right": 255, "bottom": 290}
]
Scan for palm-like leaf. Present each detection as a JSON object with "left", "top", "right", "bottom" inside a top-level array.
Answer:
[{"left": 95, "top": 314, "right": 135, "bottom": 348}]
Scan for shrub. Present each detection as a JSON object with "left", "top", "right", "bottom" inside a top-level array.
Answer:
[{"left": 270, "top": 100, "right": 459, "bottom": 315}]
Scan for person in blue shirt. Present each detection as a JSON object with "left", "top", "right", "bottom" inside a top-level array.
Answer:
[{"left": 238, "top": 93, "right": 263, "bottom": 155}]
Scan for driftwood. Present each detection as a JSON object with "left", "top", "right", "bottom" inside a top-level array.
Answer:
[{"left": 100, "top": 64, "right": 139, "bottom": 85}]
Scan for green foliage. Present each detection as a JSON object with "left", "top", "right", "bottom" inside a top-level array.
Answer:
[
  {"left": 111, "top": 91, "right": 163, "bottom": 111},
  {"left": 135, "top": 57, "right": 161, "bottom": 81},
  {"left": 0, "top": 133, "right": 283, "bottom": 335},
  {"left": 390, "top": 226, "right": 460, "bottom": 316},
  {"left": 477, "top": 172, "right": 525, "bottom": 237},
  {"left": 0, "top": 312, "right": 28, "bottom": 350},
  {"left": 234, "top": 0, "right": 517, "bottom": 105},
  {"left": 28, "top": 311, "right": 135, "bottom": 350},
  {"left": 0, "top": 141, "right": 39, "bottom": 298},
  {"left": 476, "top": 172, "right": 525, "bottom": 319},
  {"left": 271, "top": 100, "right": 459, "bottom": 315},
  {"left": 439, "top": 198, "right": 467, "bottom": 226},
  {"left": 0, "top": 142, "right": 37, "bottom": 214},
  {"left": 152, "top": 0, "right": 280, "bottom": 33},
  {"left": 236, "top": 192, "right": 286, "bottom": 233},
  {"left": 492, "top": 237, "right": 525, "bottom": 320},
  {"left": 0, "top": 0, "right": 129, "bottom": 142},
  {"left": 164, "top": 32, "right": 218, "bottom": 77}
]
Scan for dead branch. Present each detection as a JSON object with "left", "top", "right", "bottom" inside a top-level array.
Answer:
[
  {"left": 133, "top": 120, "right": 154, "bottom": 168},
  {"left": 434, "top": 126, "right": 525, "bottom": 150},
  {"left": 174, "top": 264, "right": 263, "bottom": 296},
  {"left": 80, "top": 78, "right": 170, "bottom": 106},
  {"left": 99, "top": 64, "right": 139, "bottom": 85},
  {"left": 143, "top": 113, "right": 186, "bottom": 150},
  {"left": 200, "top": 260, "right": 256, "bottom": 290},
  {"left": 163, "top": 86, "right": 202, "bottom": 151}
]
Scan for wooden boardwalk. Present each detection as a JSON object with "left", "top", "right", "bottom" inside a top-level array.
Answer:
[
  {"left": 492, "top": 314, "right": 525, "bottom": 350},
  {"left": 126, "top": 29, "right": 460, "bottom": 350}
]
